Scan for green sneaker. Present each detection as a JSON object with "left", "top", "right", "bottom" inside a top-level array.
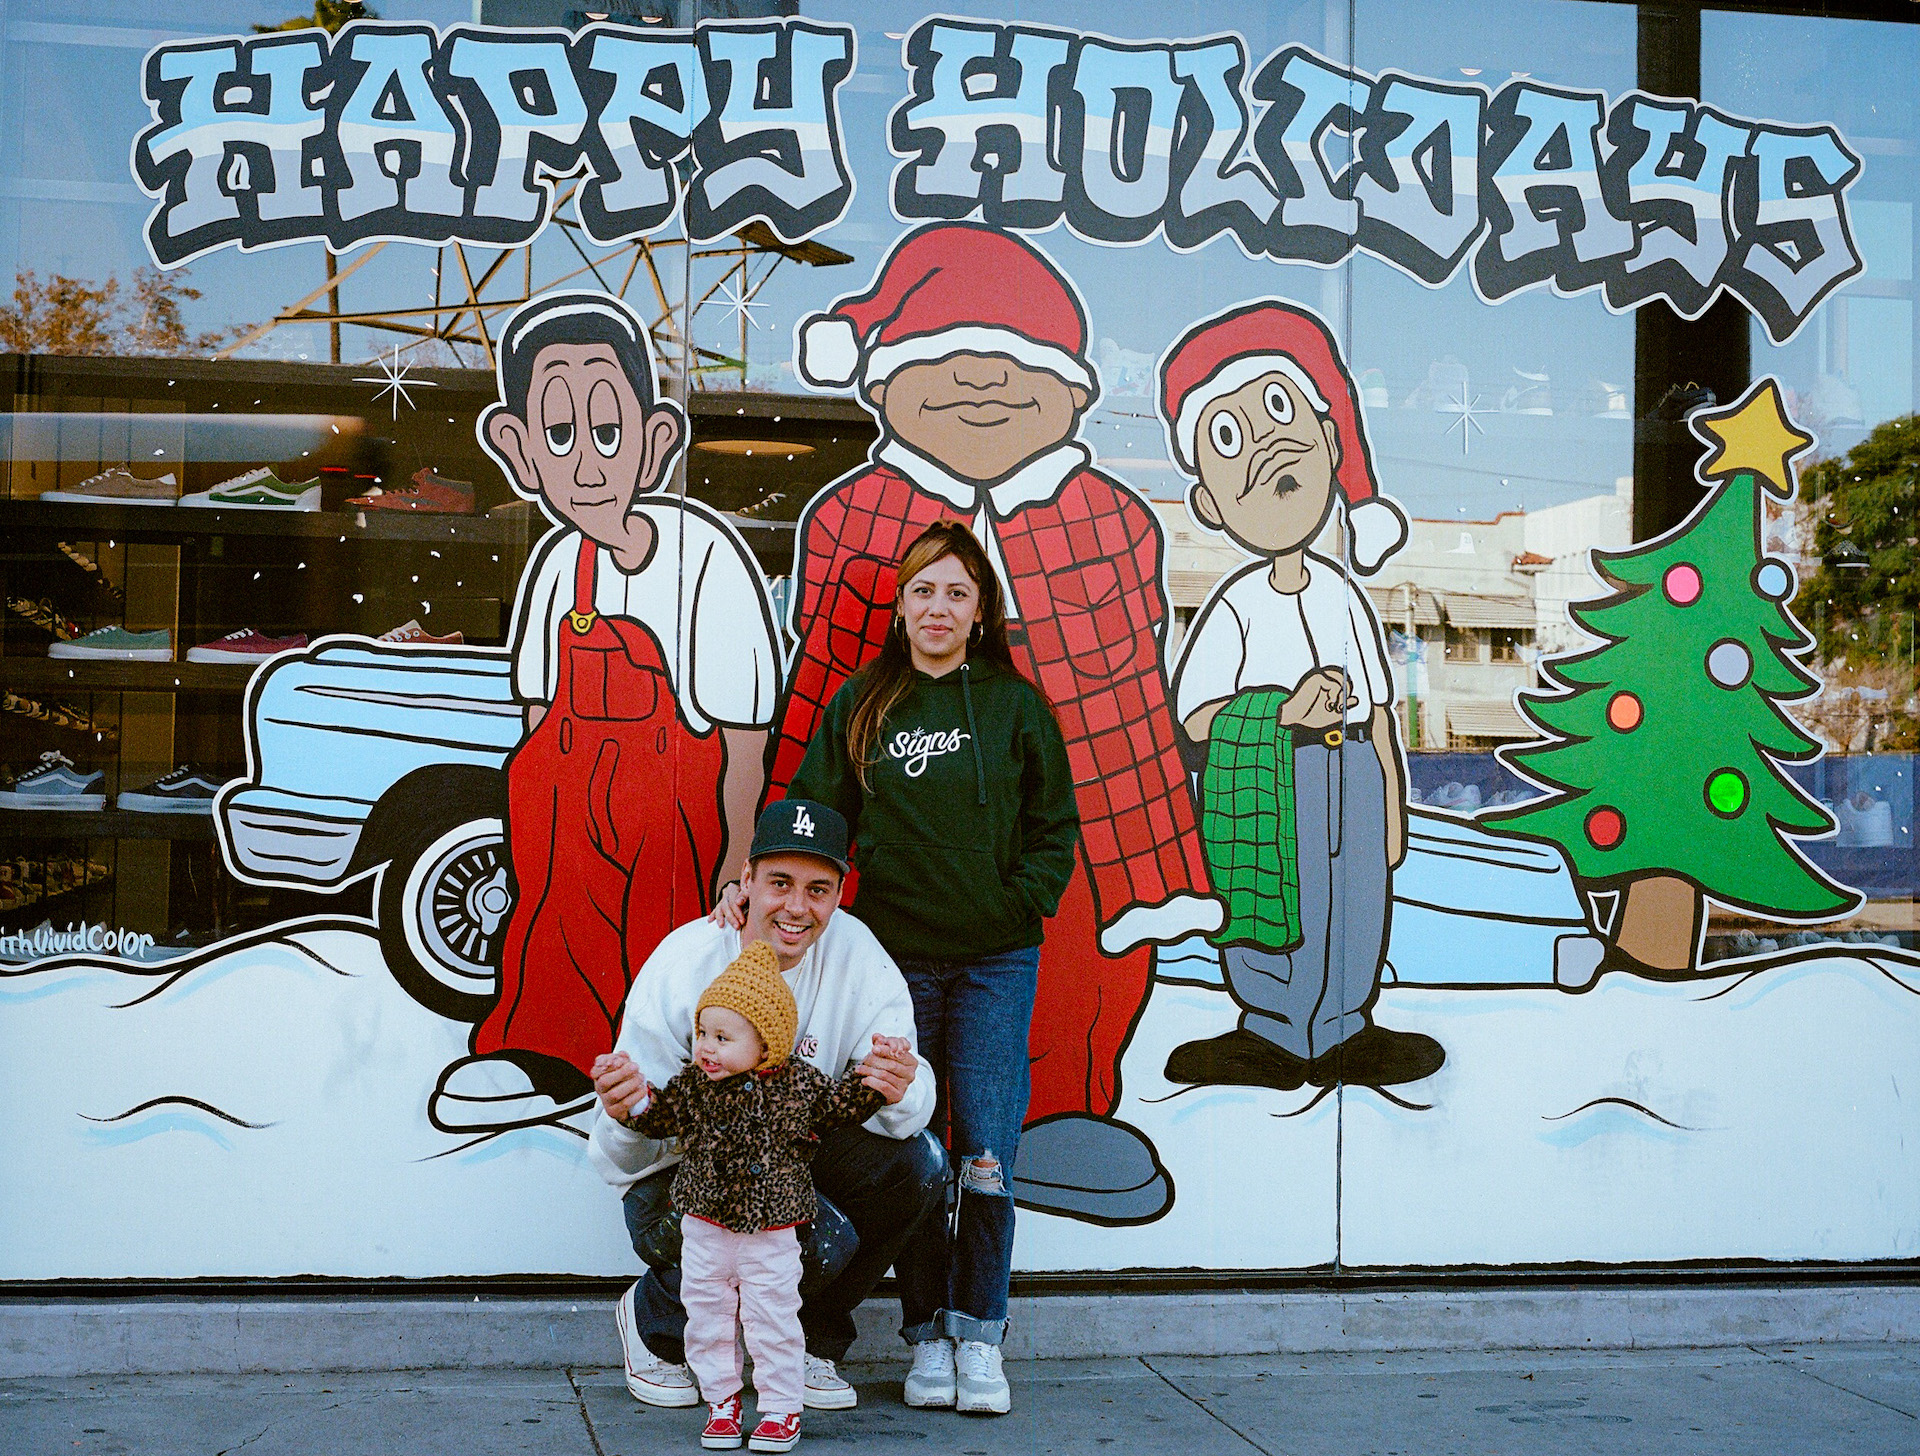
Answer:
[
  {"left": 48, "top": 626, "right": 172, "bottom": 661},
  {"left": 179, "top": 467, "right": 321, "bottom": 511}
]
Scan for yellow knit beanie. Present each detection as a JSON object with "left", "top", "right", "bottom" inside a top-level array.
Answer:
[{"left": 695, "top": 939, "right": 798, "bottom": 1069}]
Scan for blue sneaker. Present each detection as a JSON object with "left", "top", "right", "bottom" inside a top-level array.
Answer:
[
  {"left": 118, "top": 765, "right": 223, "bottom": 814},
  {"left": 49, "top": 626, "right": 172, "bottom": 661},
  {"left": 0, "top": 751, "right": 106, "bottom": 810}
]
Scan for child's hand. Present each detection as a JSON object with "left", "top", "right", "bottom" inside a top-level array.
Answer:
[
  {"left": 706, "top": 879, "right": 749, "bottom": 929},
  {"left": 859, "top": 1033, "right": 917, "bottom": 1105},
  {"left": 592, "top": 1051, "right": 649, "bottom": 1122}
]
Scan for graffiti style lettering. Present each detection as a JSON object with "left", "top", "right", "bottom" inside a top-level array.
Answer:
[
  {"left": 1065, "top": 39, "right": 1189, "bottom": 242},
  {"left": 1165, "top": 39, "right": 1279, "bottom": 254},
  {"left": 889, "top": 20, "right": 1072, "bottom": 228},
  {"left": 132, "top": 18, "right": 857, "bottom": 265},
  {"left": 687, "top": 23, "right": 856, "bottom": 241},
  {"left": 1351, "top": 75, "right": 1485, "bottom": 285},
  {"left": 1474, "top": 82, "right": 1636, "bottom": 302},
  {"left": 888, "top": 22, "right": 1863, "bottom": 344},
  {"left": 1249, "top": 46, "right": 1363, "bottom": 264},
  {"left": 1727, "top": 124, "right": 1864, "bottom": 341},
  {"left": 1599, "top": 97, "right": 1752, "bottom": 319}
]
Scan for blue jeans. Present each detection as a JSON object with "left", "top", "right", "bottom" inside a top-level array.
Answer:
[
  {"left": 622, "top": 1122, "right": 945, "bottom": 1365},
  {"left": 894, "top": 945, "right": 1040, "bottom": 1347}
]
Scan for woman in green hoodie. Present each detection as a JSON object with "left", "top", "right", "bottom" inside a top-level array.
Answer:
[{"left": 790, "top": 520, "right": 1079, "bottom": 1414}]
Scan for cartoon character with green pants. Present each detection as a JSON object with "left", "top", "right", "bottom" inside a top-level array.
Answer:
[{"left": 1159, "top": 301, "right": 1444, "bottom": 1093}]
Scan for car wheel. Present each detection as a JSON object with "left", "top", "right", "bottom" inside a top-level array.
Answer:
[{"left": 378, "top": 812, "right": 511, "bottom": 1022}]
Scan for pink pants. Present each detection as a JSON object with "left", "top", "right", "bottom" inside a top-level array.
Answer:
[{"left": 680, "top": 1216, "right": 805, "bottom": 1417}]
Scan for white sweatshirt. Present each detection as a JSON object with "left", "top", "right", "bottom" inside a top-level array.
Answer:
[{"left": 586, "top": 914, "right": 936, "bottom": 1193}]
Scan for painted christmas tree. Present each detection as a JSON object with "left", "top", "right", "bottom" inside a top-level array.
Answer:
[{"left": 1486, "top": 377, "right": 1861, "bottom": 973}]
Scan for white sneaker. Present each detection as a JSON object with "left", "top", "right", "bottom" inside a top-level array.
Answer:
[
  {"left": 955, "top": 1340, "right": 1010, "bottom": 1414},
  {"left": 614, "top": 1280, "right": 699, "bottom": 1407},
  {"left": 802, "top": 1352, "right": 857, "bottom": 1410},
  {"left": 903, "top": 1338, "right": 956, "bottom": 1408}
]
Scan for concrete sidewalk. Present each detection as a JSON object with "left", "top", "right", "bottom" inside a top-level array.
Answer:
[{"left": 4, "top": 1344, "right": 1916, "bottom": 1456}]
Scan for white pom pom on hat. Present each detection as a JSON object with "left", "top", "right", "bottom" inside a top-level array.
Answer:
[
  {"left": 1345, "top": 496, "right": 1409, "bottom": 575},
  {"left": 796, "top": 314, "right": 861, "bottom": 389}
]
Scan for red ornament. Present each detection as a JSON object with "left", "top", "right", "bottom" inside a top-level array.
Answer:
[
  {"left": 1585, "top": 805, "right": 1625, "bottom": 849},
  {"left": 1606, "top": 692, "right": 1643, "bottom": 732}
]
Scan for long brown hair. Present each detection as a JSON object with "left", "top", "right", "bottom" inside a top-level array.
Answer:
[{"left": 846, "top": 520, "right": 1021, "bottom": 790}]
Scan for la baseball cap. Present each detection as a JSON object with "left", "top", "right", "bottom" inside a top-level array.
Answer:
[{"left": 749, "top": 798, "right": 850, "bottom": 872}]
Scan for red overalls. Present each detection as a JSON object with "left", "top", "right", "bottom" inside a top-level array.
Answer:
[{"left": 477, "top": 536, "right": 725, "bottom": 1081}]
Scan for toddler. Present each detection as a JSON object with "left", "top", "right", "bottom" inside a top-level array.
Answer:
[{"left": 621, "top": 939, "right": 885, "bottom": 1452}]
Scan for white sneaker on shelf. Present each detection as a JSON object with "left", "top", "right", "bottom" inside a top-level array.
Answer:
[
  {"left": 903, "top": 1338, "right": 956, "bottom": 1408},
  {"left": 955, "top": 1340, "right": 1010, "bottom": 1414},
  {"left": 614, "top": 1280, "right": 699, "bottom": 1407},
  {"left": 802, "top": 1352, "right": 857, "bottom": 1410}
]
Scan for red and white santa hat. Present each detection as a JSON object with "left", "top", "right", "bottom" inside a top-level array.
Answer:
[
  {"left": 795, "top": 223, "right": 1096, "bottom": 397},
  {"left": 1158, "top": 300, "right": 1407, "bottom": 575}
]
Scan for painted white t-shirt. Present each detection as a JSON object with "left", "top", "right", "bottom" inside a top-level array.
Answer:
[
  {"left": 510, "top": 501, "right": 781, "bottom": 734},
  {"left": 1173, "top": 552, "right": 1392, "bottom": 727}
]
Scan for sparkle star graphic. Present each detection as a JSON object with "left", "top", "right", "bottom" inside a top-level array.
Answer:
[
  {"left": 715, "top": 274, "right": 767, "bottom": 332},
  {"left": 1441, "top": 382, "right": 1489, "bottom": 456},
  {"left": 354, "top": 344, "right": 440, "bottom": 421},
  {"left": 1689, "top": 376, "right": 1814, "bottom": 498}
]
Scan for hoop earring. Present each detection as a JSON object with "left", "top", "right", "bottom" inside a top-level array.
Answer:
[{"left": 969, "top": 621, "right": 983, "bottom": 645}]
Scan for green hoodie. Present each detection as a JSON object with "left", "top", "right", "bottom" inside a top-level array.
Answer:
[{"left": 790, "top": 657, "right": 1080, "bottom": 961}]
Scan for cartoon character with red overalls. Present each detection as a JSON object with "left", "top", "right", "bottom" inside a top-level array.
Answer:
[
  {"left": 431, "top": 292, "right": 782, "bottom": 1132},
  {"left": 772, "top": 223, "right": 1223, "bottom": 1224}
]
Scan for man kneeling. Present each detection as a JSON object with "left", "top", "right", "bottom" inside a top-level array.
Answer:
[{"left": 589, "top": 798, "right": 943, "bottom": 1411}]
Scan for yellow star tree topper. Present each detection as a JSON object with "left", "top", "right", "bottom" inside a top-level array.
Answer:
[{"left": 1688, "top": 376, "right": 1815, "bottom": 497}]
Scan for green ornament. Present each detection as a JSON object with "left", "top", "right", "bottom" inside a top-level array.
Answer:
[{"left": 1705, "top": 769, "right": 1748, "bottom": 817}]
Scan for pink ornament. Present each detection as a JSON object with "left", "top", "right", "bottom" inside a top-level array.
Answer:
[{"left": 1663, "top": 563, "right": 1702, "bottom": 606}]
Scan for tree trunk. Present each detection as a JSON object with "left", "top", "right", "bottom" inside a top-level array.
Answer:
[{"left": 1611, "top": 874, "right": 1702, "bottom": 972}]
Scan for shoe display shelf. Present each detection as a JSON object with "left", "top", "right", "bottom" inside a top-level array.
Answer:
[
  {"left": 5, "top": 659, "right": 255, "bottom": 694},
  {"left": 0, "top": 808, "right": 216, "bottom": 842},
  {"left": 0, "top": 498, "right": 531, "bottom": 545}
]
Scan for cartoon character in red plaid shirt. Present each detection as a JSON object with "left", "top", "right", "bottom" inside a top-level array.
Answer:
[{"left": 771, "top": 223, "right": 1223, "bottom": 1225}]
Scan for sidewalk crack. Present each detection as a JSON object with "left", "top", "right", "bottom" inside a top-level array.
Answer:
[
  {"left": 214, "top": 1400, "right": 347, "bottom": 1456},
  {"left": 1744, "top": 1344, "right": 1919, "bottom": 1421},
  {"left": 567, "top": 1367, "right": 610, "bottom": 1456},
  {"left": 1140, "top": 1357, "right": 1276, "bottom": 1454}
]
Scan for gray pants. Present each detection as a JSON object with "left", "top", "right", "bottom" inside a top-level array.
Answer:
[{"left": 1223, "top": 740, "right": 1391, "bottom": 1061}]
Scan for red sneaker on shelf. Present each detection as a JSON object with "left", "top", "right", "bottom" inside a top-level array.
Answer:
[
  {"left": 701, "top": 1393, "right": 745, "bottom": 1450},
  {"left": 376, "top": 619, "right": 464, "bottom": 646},
  {"left": 748, "top": 1413, "right": 801, "bottom": 1453},
  {"left": 346, "top": 468, "right": 474, "bottom": 514},
  {"left": 186, "top": 629, "right": 309, "bottom": 664}
]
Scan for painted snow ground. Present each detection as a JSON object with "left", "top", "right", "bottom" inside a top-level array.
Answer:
[{"left": 4, "top": 928, "right": 1918, "bottom": 1278}]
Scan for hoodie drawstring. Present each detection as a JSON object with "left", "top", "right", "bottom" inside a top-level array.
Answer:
[{"left": 960, "top": 663, "right": 987, "bottom": 806}]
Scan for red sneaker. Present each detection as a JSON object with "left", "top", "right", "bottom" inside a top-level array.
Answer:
[
  {"left": 347, "top": 468, "right": 475, "bottom": 514},
  {"left": 748, "top": 1412, "right": 801, "bottom": 1453},
  {"left": 186, "top": 629, "right": 309, "bottom": 664},
  {"left": 701, "top": 1393, "right": 744, "bottom": 1450}
]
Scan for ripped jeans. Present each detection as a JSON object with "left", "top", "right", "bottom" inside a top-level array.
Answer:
[{"left": 895, "top": 945, "right": 1040, "bottom": 1347}]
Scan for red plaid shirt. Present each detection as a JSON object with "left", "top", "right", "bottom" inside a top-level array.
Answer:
[{"left": 772, "top": 444, "right": 1212, "bottom": 936}]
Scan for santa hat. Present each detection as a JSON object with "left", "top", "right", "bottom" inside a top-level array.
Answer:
[
  {"left": 1158, "top": 300, "right": 1407, "bottom": 575},
  {"left": 796, "top": 223, "right": 1096, "bottom": 398}
]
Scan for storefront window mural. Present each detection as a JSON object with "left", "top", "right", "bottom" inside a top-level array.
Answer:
[{"left": 2, "top": 3, "right": 1916, "bottom": 1281}]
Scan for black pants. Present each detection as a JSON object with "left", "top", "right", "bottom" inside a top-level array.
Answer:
[{"left": 623, "top": 1124, "right": 946, "bottom": 1363}]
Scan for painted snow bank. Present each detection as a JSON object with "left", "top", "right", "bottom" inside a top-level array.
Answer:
[
  {"left": 4, "top": 929, "right": 1917, "bottom": 1278},
  {"left": 1020, "top": 950, "right": 1920, "bottom": 1271}
]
